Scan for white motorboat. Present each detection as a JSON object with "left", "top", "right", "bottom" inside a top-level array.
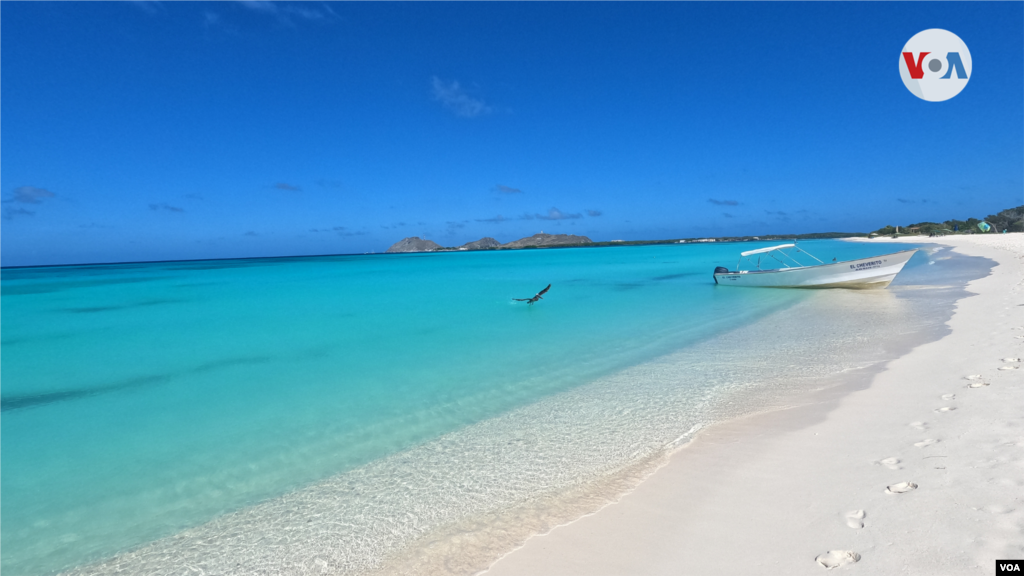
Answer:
[{"left": 713, "top": 244, "right": 917, "bottom": 289}]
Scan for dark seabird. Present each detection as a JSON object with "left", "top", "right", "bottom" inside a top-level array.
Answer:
[{"left": 513, "top": 284, "right": 551, "bottom": 305}]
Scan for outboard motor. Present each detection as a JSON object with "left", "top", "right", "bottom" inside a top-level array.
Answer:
[{"left": 713, "top": 266, "right": 729, "bottom": 284}]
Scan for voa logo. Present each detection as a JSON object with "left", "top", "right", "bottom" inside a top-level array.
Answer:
[
  {"left": 899, "top": 29, "right": 972, "bottom": 102},
  {"left": 997, "top": 559, "right": 1024, "bottom": 574}
]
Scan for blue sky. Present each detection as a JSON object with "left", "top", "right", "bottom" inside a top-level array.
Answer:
[{"left": 2, "top": 1, "right": 1022, "bottom": 266}]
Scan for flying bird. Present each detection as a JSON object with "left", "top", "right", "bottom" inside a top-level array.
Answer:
[{"left": 513, "top": 284, "right": 551, "bottom": 305}]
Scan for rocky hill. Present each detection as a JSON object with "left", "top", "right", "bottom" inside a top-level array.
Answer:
[
  {"left": 385, "top": 237, "right": 443, "bottom": 253},
  {"left": 500, "top": 233, "right": 592, "bottom": 248},
  {"left": 387, "top": 233, "right": 593, "bottom": 253},
  {"left": 459, "top": 237, "right": 501, "bottom": 250}
]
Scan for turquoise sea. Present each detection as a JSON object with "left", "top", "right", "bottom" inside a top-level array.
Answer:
[{"left": 1, "top": 240, "right": 990, "bottom": 575}]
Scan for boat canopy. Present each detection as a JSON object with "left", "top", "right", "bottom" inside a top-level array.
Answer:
[{"left": 740, "top": 243, "right": 795, "bottom": 257}]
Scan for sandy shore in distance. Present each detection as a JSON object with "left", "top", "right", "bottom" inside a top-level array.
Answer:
[{"left": 484, "top": 234, "right": 1024, "bottom": 576}]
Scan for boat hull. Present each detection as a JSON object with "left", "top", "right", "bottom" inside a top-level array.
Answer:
[{"left": 713, "top": 249, "right": 917, "bottom": 289}]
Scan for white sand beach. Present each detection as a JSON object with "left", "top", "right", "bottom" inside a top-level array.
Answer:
[{"left": 485, "top": 234, "right": 1024, "bottom": 575}]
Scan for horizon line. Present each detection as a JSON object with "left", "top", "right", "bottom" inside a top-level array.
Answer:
[{"left": 0, "top": 231, "right": 874, "bottom": 270}]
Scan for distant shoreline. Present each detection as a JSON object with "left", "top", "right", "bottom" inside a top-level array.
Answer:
[
  {"left": 384, "top": 231, "right": 878, "bottom": 255},
  {"left": 5, "top": 231, "right": 1013, "bottom": 270}
]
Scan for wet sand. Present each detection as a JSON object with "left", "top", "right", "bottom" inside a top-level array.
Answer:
[{"left": 485, "top": 234, "right": 1024, "bottom": 575}]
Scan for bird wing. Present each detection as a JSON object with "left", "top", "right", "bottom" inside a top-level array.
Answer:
[
  {"left": 536, "top": 284, "right": 551, "bottom": 297},
  {"left": 512, "top": 298, "right": 530, "bottom": 301}
]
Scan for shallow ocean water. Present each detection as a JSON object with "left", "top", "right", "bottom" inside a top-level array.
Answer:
[{"left": 0, "top": 240, "right": 987, "bottom": 575}]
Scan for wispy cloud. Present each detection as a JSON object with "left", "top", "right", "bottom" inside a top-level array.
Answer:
[
  {"left": 764, "top": 209, "right": 811, "bottom": 221},
  {"left": 493, "top": 184, "right": 522, "bottom": 194},
  {"left": 431, "top": 77, "right": 492, "bottom": 118},
  {"left": 309, "top": 225, "right": 364, "bottom": 237},
  {"left": 722, "top": 212, "right": 735, "bottom": 218},
  {"left": 897, "top": 198, "right": 915, "bottom": 204},
  {"left": 237, "top": 1, "right": 337, "bottom": 26},
  {"left": 285, "top": 5, "right": 329, "bottom": 21},
  {"left": 533, "top": 207, "right": 582, "bottom": 221},
  {"left": 2, "top": 186, "right": 53, "bottom": 219},
  {"left": 586, "top": 209, "right": 603, "bottom": 217},
  {"left": 708, "top": 198, "right": 740, "bottom": 206},
  {"left": 2, "top": 207, "right": 35, "bottom": 220},
  {"left": 274, "top": 182, "right": 302, "bottom": 191},
  {"left": 238, "top": 1, "right": 277, "bottom": 13},
  {"left": 130, "top": 0, "right": 162, "bottom": 15},
  {"left": 476, "top": 215, "right": 508, "bottom": 224},
  {"left": 149, "top": 203, "right": 184, "bottom": 213},
  {"left": 6, "top": 186, "right": 56, "bottom": 204},
  {"left": 244, "top": 231, "right": 260, "bottom": 237}
]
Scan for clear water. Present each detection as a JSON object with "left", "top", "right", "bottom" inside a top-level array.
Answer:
[{"left": 0, "top": 240, "right": 977, "bottom": 575}]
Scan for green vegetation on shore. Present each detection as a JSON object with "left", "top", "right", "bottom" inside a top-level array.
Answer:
[{"left": 871, "top": 205, "right": 1024, "bottom": 236}]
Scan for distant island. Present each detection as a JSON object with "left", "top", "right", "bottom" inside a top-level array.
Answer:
[
  {"left": 386, "top": 204, "right": 1024, "bottom": 254},
  {"left": 385, "top": 231, "right": 863, "bottom": 254},
  {"left": 386, "top": 233, "right": 593, "bottom": 253}
]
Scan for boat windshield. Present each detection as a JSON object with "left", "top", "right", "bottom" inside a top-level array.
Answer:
[{"left": 737, "top": 244, "right": 824, "bottom": 271}]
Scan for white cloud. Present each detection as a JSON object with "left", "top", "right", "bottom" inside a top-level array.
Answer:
[{"left": 431, "top": 77, "right": 492, "bottom": 118}]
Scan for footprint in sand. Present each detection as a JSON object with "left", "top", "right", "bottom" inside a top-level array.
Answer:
[
  {"left": 845, "top": 510, "right": 866, "bottom": 529},
  {"left": 964, "top": 375, "right": 983, "bottom": 380},
  {"left": 998, "top": 366, "right": 1018, "bottom": 371},
  {"left": 886, "top": 481, "right": 918, "bottom": 494},
  {"left": 815, "top": 550, "right": 861, "bottom": 569},
  {"left": 934, "top": 406, "right": 956, "bottom": 413},
  {"left": 914, "top": 439, "right": 939, "bottom": 448},
  {"left": 968, "top": 381, "right": 990, "bottom": 388},
  {"left": 941, "top": 394, "right": 956, "bottom": 401},
  {"left": 909, "top": 421, "right": 928, "bottom": 430},
  {"left": 877, "top": 457, "right": 901, "bottom": 470},
  {"left": 1001, "top": 358, "right": 1021, "bottom": 362}
]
